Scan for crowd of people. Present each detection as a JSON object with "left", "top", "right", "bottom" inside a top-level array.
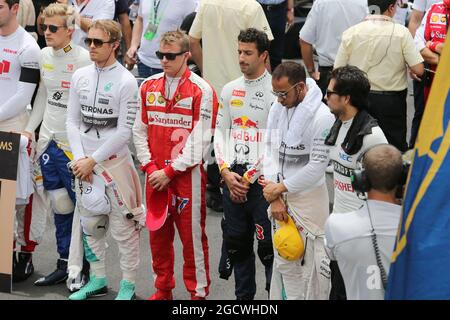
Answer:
[{"left": 0, "top": 0, "right": 447, "bottom": 300}]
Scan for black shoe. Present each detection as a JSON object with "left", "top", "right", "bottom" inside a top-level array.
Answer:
[
  {"left": 34, "top": 259, "right": 68, "bottom": 286},
  {"left": 13, "top": 252, "right": 34, "bottom": 283},
  {"left": 12, "top": 252, "right": 17, "bottom": 270}
]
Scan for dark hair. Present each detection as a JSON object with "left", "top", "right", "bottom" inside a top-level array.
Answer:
[
  {"left": 363, "top": 144, "right": 403, "bottom": 193},
  {"left": 329, "top": 65, "right": 371, "bottom": 111},
  {"left": 272, "top": 61, "right": 306, "bottom": 86},
  {"left": 238, "top": 28, "right": 270, "bottom": 55},
  {"left": 368, "top": 0, "right": 397, "bottom": 14},
  {"left": 5, "top": 0, "right": 19, "bottom": 8}
]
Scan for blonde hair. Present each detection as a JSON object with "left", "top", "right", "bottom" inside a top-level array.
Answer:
[
  {"left": 89, "top": 19, "right": 122, "bottom": 43},
  {"left": 43, "top": 3, "right": 76, "bottom": 28},
  {"left": 160, "top": 30, "right": 190, "bottom": 52}
]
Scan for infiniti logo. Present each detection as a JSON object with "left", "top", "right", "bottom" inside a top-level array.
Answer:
[
  {"left": 255, "top": 91, "right": 264, "bottom": 98},
  {"left": 235, "top": 143, "right": 250, "bottom": 155}
]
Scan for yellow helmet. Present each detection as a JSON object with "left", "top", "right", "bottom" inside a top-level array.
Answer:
[{"left": 273, "top": 215, "right": 304, "bottom": 261}]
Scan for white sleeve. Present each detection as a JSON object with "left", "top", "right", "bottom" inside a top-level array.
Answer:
[
  {"left": 132, "top": 83, "right": 151, "bottom": 168},
  {"left": 361, "top": 126, "right": 389, "bottom": 153},
  {"left": 283, "top": 113, "right": 334, "bottom": 193},
  {"left": 168, "top": 83, "right": 217, "bottom": 177},
  {"left": 250, "top": 4, "right": 274, "bottom": 41},
  {"left": 412, "top": 0, "right": 426, "bottom": 12},
  {"left": 25, "top": 80, "right": 47, "bottom": 133},
  {"left": 299, "top": 0, "right": 319, "bottom": 44},
  {"left": 263, "top": 105, "right": 282, "bottom": 183},
  {"left": 93, "top": 0, "right": 115, "bottom": 20},
  {"left": 91, "top": 77, "right": 139, "bottom": 163},
  {"left": 0, "top": 42, "right": 40, "bottom": 121},
  {"left": 66, "top": 73, "right": 85, "bottom": 161},
  {"left": 324, "top": 217, "right": 337, "bottom": 261},
  {"left": 414, "top": 14, "right": 427, "bottom": 52},
  {"left": 213, "top": 86, "right": 232, "bottom": 172}
]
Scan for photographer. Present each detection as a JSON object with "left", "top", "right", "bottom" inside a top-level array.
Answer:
[{"left": 324, "top": 144, "right": 403, "bottom": 300}]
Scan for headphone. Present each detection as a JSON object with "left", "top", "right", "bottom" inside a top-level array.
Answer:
[{"left": 351, "top": 144, "right": 410, "bottom": 195}]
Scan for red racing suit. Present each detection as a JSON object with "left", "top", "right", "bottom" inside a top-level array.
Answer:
[
  {"left": 423, "top": 2, "right": 449, "bottom": 100},
  {"left": 133, "top": 67, "right": 218, "bottom": 299}
]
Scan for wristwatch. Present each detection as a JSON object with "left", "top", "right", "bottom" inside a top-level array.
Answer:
[{"left": 287, "top": 8, "right": 294, "bottom": 12}]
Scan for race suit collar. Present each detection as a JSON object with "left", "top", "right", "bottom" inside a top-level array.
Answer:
[
  {"left": 53, "top": 42, "right": 74, "bottom": 57},
  {"left": 244, "top": 69, "right": 270, "bottom": 87},
  {"left": 161, "top": 66, "right": 191, "bottom": 102},
  {"left": 95, "top": 60, "right": 120, "bottom": 72}
]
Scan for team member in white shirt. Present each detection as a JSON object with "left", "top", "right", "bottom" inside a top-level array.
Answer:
[
  {"left": 0, "top": 0, "right": 40, "bottom": 283},
  {"left": 299, "top": 0, "right": 367, "bottom": 96},
  {"left": 70, "top": 0, "right": 115, "bottom": 48},
  {"left": 325, "top": 144, "right": 403, "bottom": 300},
  {"left": 262, "top": 61, "right": 334, "bottom": 300},
  {"left": 324, "top": 65, "right": 387, "bottom": 300},
  {"left": 66, "top": 19, "right": 143, "bottom": 300},
  {"left": 24, "top": 2, "right": 92, "bottom": 289},
  {"left": 125, "top": 0, "right": 197, "bottom": 76}
]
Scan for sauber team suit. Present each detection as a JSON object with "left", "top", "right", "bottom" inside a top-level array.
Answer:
[
  {"left": 133, "top": 67, "right": 218, "bottom": 299},
  {"left": 0, "top": 26, "right": 40, "bottom": 253},
  {"left": 66, "top": 61, "right": 142, "bottom": 283},
  {"left": 264, "top": 79, "right": 335, "bottom": 300},
  {"left": 213, "top": 70, "right": 275, "bottom": 299},
  {"left": 26, "top": 42, "right": 92, "bottom": 260},
  {"left": 416, "top": 1, "right": 449, "bottom": 101}
]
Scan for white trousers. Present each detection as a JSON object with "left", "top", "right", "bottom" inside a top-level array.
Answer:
[{"left": 269, "top": 183, "right": 331, "bottom": 300}]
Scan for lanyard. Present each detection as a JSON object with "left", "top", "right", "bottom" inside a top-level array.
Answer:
[
  {"left": 75, "top": 0, "right": 90, "bottom": 14},
  {"left": 150, "top": 0, "right": 168, "bottom": 25}
]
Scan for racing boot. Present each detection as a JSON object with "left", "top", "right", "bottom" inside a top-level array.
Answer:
[
  {"left": 115, "top": 280, "right": 136, "bottom": 300},
  {"left": 147, "top": 289, "right": 173, "bottom": 300},
  {"left": 34, "top": 259, "right": 68, "bottom": 286},
  {"left": 13, "top": 252, "right": 34, "bottom": 283},
  {"left": 68, "top": 275, "right": 107, "bottom": 300}
]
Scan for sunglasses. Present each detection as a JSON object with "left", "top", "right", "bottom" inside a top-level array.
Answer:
[
  {"left": 325, "top": 89, "right": 340, "bottom": 98},
  {"left": 155, "top": 51, "right": 186, "bottom": 60},
  {"left": 271, "top": 82, "right": 300, "bottom": 99},
  {"left": 84, "top": 37, "right": 114, "bottom": 48},
  {"left": 40, "top": 24, "right": 66, "bottom": 33}
]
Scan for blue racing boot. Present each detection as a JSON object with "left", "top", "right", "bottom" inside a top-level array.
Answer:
[
  {"left": 68, "top": 275, "right": 107, "bottom": 300},
  {"left": 115, "top": 280, "right": 136, "bottom": 300}
]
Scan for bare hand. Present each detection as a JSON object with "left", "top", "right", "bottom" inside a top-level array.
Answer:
[
  {"left": 270, "top": 197, "right": 288, "bottom": 222},
  {"left": 435, "top": 43, "right": 444, "bottom": 54},
  {"left": 222, "top": 170, "right": 249, "bottom": 198},
  {"left": 229, "top": 191, "right": 246, "bottom": 204},
  {"left": 258, "top": 175, "right": 274, "bottom": 188},
  {"left": 124, "top": 55, "right": 136, "bottom": 71},
  {"left": 310, "top": 71, "right": 320, "bottom": 81},
  {"left": 148, "top": 169, "right": 171, "bottom": 191},
  {"left": 409, "top": 68, "right": 421, "bottom": 81},
  {"left": 21, "top": 131, "right": 33, "bottom": 140},
  {"left": 263, "top": 182, "right": 287, "bottom": 203},
  {"left": 73, "top": 157, "right": 96, "bottom": 183},
  {"left": 287, "top": 10, "right": 294, "bottom": 26}
]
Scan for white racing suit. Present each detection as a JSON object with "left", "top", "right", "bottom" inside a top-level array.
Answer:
[
  {"left": 264, "top": 79, "right": 334, "bottom": 300},
  {"left": 270, "top": 186, "right": 331, "bottom": 300},
  {"left": 68, "top": 153, "right": 144, "bottom": 282}
]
